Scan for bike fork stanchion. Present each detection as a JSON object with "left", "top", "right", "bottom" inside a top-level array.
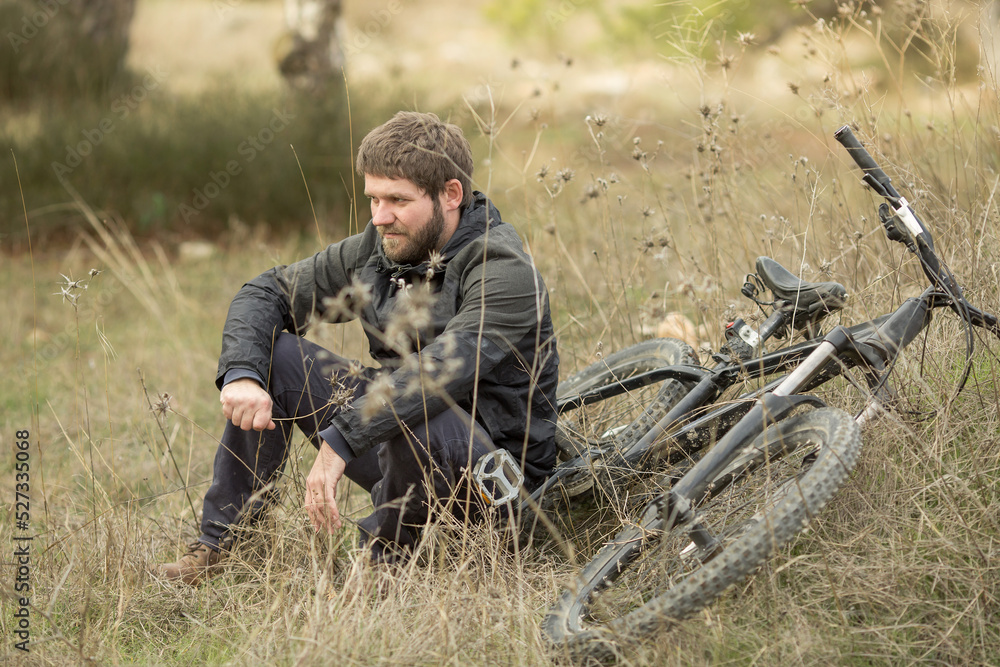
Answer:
[{"left": 662, "top": 326, "right": 860, "bottom": 541}]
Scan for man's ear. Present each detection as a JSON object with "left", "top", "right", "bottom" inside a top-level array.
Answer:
[{"left": 442, "top": 179, "right": 464, "bottom": 212}]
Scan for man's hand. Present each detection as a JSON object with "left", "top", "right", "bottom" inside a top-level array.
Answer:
[
  {"left": 306, "top": 442, "right": 347, "bottom": 533},
  {"left": 220, "top": 378, "right": 277, "bottom": 431}
]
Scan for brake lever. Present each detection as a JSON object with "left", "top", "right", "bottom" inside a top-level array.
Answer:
[{"left": 878, "top": 203, "right": 916, "bottom": 252}]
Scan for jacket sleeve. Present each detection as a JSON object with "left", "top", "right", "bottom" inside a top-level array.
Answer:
[
  {"left": 330, "top": 233, "right": 547, "bottom": 458},
  {"left": 215, "top": 231, "right": 370, "bottom": 389}
]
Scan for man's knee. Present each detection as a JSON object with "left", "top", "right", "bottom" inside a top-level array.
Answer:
[
  {"left": 269, "top": 333, "right": 314, "bottom": 377},
  {"left": 267, "top": 333, "right": 337, "bottom": 396},
  {"left": 269, "top": 332, "right": 362, "bottom": 389},
  {"left": 384, "top": 408, "right": 492, "bottom": 472}
]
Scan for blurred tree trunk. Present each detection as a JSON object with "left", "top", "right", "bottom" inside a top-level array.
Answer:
[
  {"left": 983, "top": 1, "right": 1000, "bottom": 80},
  {"left": 278, "top": 0, "right": 344, "bottom": 94},
  {"left": 72, "top": 0, "right": 136, "bottom": 90},
  {"left": 1, "top": 0, "right": 136, "bottom": 101}
]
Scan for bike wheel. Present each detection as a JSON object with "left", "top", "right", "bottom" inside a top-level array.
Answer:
[
  {"left": 544, "top": 407, "right": 862, "bottom": 662},
  {"left": 513, "top": 338, "right": 697, "bottom": 547},
  {"left": 555, "top": 337, "right": 698, "bottom": 461}
]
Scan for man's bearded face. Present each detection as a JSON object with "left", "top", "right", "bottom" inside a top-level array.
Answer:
[{"left": 366, "top": 175, "right": 447, "bottom": 265}]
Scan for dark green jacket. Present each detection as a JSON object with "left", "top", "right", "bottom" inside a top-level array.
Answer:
[{"left": 217, "top": 192, "right": 559, "bottom": 480}]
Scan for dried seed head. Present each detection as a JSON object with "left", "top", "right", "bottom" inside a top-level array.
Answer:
[
  {"left": 151, "top": 392, "right": 172, "bottom": 418},
  {"left": 54, "top": 286, "right": 79, "bottom": 305},
  {"left": 329, "top": 382, "right": 357, "bottom": 410},
  {"left": 360, "top": 373, "right": 395, "bottom": 423},
  {"left": 322, "top": 277, "right": 373, "bottom": 321},
  {"left": 383, "top": 285, "right": 437, "bottom": 353},
  {"left": 426, "top": 250, "right": 446, "bottom": 279},
  {"left": 59, "top": 273, "right": 87, "bottom": 291}
]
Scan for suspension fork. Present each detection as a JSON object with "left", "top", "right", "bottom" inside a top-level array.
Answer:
[{"left": 662, "top": 326, "right": 867, "bottom": 550}]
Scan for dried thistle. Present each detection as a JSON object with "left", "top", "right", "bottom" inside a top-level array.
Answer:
[
  {"left": 55, "top": 285, "right": 79, "bottom": 306},
  {"left": 344, "top": 360, "right": 366, "bottom": 380},
  {"left": 54, "top": 272, "right": 93, "bottom": 306},
  {"left": 399, "top": 334, "right": 464, "bottom": 398},
  {"left": 401, "top": 353, "right": 437, "bottom": 397},
  {"left": 396, "top": 285, "right": 435, "bottom": 330},
  {"left": 383, "top": 286, "right": 436, "bottom": 355},
  {"left": 322, "top": 277, "right": 373, "bottom": 321},
  {"left": 581, "top": 184, "right": 600, "bottom": 203},
  {"left": 329, "top": 383, "right": 357, "bottom": 410},
  {"left": 426, "top": 250, "right": 446, "bottom": 279},
  {"left": 360, "top": 373, "right": 395, "bottom": 423},
  {"left": 151, "top": 392, "right": 172, "bottom": 418},
  {"left": 60, "top": 273, "right": 88, "bottom": 291}
]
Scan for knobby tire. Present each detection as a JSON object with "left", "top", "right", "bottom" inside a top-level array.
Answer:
[
  {"left": 515, "top": 338, "right": 697, "bottom": 544},
  {"left": 544, "top": 407, "right": 862, "bottom": 662}
]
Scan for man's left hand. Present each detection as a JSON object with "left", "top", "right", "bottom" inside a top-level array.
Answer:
[{"left": 306, "top": 442, "right": 347, "bottom": 533}]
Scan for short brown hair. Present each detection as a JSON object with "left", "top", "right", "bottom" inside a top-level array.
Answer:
[{"left": 356, "top": 111, "right": 474, "bottom": 209}]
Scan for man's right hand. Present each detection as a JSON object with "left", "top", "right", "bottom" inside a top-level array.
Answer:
[{"left": 220, "top": 378, "right": 277, "bottom": 431}]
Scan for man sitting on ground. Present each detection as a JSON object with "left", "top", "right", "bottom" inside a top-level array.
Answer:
[{"left": 158, "top": 111, "right": 559, "bottom": 584}]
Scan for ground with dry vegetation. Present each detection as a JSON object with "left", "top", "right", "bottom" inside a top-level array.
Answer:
[{"left": 3, "top": 1, "right": 1000, "bottom": 665}]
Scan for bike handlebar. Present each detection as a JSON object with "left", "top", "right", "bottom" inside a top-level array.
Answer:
[
  {"left": 834, "top": 125, "right": 900, "bottom": 201},
  {"left": 834, "top": 125, "right": 1000, "bottom": 341}
]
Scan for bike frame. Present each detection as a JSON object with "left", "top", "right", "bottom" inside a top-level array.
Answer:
[
  {"left": 666, "top": 291, "right": 934, "bottom": 544},
  {"left": 536, "top": 282, "right": 936, "bottom": 558},
  {"left": 533, "top": 125, "right": 999, "bottom": 547},
  {"left": 538, "top": 125, "right": 1000, "bottom": 655}
]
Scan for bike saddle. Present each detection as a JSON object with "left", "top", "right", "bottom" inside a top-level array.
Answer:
[{"left": 755, "top": 257, "right": 848, "bottom": 330}]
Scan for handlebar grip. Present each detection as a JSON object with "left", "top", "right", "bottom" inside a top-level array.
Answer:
[{"left": 834, "top": 125, "right": 898, "bottom": 199}]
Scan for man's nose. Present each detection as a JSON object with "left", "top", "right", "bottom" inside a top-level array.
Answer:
[{"left": 372, "top": 204, "right": 394, "bottom": 226}]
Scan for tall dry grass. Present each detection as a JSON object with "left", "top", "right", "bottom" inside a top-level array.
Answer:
[{"left": 4, "top": 1, "right": 1000, "bottom": 664}]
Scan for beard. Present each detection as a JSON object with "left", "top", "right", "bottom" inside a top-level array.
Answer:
[{"left": 379, "top": 198, "right": 446, "bottom": 265}]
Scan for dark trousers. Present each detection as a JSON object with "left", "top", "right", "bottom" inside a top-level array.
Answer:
[{"left": 199, "top": 332, "right": 493, "bottom": 561}]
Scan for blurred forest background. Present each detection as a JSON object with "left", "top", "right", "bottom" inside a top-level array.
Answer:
[{"left": 3, "top": 0, "right": 994, "bottom": 245}]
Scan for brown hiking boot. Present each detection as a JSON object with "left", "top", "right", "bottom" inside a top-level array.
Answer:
[{"left": 157, "top": 541, "right": 225, "bottom": 586}]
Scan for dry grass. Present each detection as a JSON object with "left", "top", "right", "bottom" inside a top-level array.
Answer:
[{"left": 4, "top": 1, "right": 1000, "bottom": 665}]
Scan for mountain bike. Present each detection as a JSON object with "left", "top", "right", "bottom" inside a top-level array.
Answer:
[{"left": 522, "top": 126, "right": 1000, "bottom": 661}]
